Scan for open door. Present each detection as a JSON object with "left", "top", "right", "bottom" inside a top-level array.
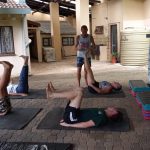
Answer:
[{"left": 110, "top": 24, "right": 118, "bottom": 54}]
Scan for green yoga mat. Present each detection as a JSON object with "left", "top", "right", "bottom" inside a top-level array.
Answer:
[
  {"left": 0, "top": 108, "right": 41, "bottom": 130},
  {"left": 0, "top": 142, "right": 73, "bottom": 150},
  {"left": 37, "top": 107, "right": 130, "bottom": 132},
  {"left": 83, "top": 87, "right": 126, "bottom": 98}
]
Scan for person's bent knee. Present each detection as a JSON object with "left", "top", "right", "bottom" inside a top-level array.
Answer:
[
  {"left": 75, "top": 87, "right": 83, "bottom": 96},
  {"left": 76, "top": 87, "right": 83, "bottom": 91}
]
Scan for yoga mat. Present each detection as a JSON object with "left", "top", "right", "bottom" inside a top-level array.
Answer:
[
  {"left": 37, "top": 107, "right": 130, "bottom": 132},
  {"left": 0, "top": 108, "right": 41, "bottom": 130},
  {"left": 83, "top": 87, "right": 126, "bottom": 98},
  {"left": 128, "top": 80, "right": 150, "bottom": 92},
  {"left": 10, "top": 89, "right": 46, "bottom": 99},
  {"left": 0, "top": 142, "right": 73, "bottom": 150}
]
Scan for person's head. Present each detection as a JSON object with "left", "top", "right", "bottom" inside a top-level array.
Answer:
[
  {"left": 111, "top": 82, "right": 122, "bottom": 91},
  {"left": 81, "top": 25, "right": 88, "bottom": 35},
  {"left": 105, "top": 107, "right": 123, "bottom": 121}
]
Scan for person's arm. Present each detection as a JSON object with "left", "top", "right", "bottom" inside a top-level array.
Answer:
[
  {"left": 75, "top": 35, "right": 80, "bottom": 51},
  {"left": 90, "top": 35, "right": 96, "bottom": 49},
  {"left": 60, "top": 120, "right": 95, "bottom": 128},
  {"left": 89, "top": 84, "right": 112, "bottom": 94}
]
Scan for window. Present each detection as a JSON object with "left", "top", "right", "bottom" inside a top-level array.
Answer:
[
  {"left": 0, "top": 26, "right": 15, "bottom": 55},
  {"left": 62, "top": 37, "right": 74, "bottom": 46},
  {"left": 43, "top": 37, "right": 52, "bottom": 47}
]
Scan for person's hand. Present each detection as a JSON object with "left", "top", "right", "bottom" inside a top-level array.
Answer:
[
  {"left": 89, "top": 83, "right": 94, "bottom": 87},
  {"left": 60, "top": 119, "right": 64, "bottom": 123},
  {"left": 60, "top": 122, "right": 70, "bottom": 127}
]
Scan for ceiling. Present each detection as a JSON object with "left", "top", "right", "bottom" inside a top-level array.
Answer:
[{"left": 26, "top": 0, "right": 101, "bottom": 17}]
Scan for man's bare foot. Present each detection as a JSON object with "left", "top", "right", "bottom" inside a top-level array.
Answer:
[
  {"left": 60, "top": 122, "right": 70, "bottom": 127},
  {"left": 21, "top": 93, "right": 28, "bottom": 96},
  {"left": 60, "top": 119, "right": 64, "bottom": 123},
  {"left": 46, "top": 83, "right": 54, "bottom": 99},
  {"left": 20, "top": 55, "right": 29, "bottom": 65},
  {"left": 0, "top": 61, "right": 13, "bottom": 70},
  {"left": 49, "top": 81, "right": 56, "bottom": 92}
]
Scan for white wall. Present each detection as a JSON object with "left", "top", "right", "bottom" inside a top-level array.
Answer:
[
  {"left": 91, "top": 0, "right": 122, "bottom": 61},
  {"left": 108, "top": 0, "right": 123, "bottom": 25},
  {"left": 0, "top": 56, "right": 25, "bottom": 77},
  {"left": 64, "top": 16, "right": 76, "bottom": 29},
  {"left": 123, "top": 0, "right": 145, "bottom": 29},
  {"left": 91, "top": 0, "right": 122, "bottom": 43},
  {"left": 144, "top": 0, "right": 150, "bottom": 28},
  {"left": 0, "top": 14, "right": 30, "bottom": 76},
  {"left": 0, "top": 15, "right": 24, "bottom": 55},
  {"left": 27, "top": 12, "right": 65, "bottom": 22}
]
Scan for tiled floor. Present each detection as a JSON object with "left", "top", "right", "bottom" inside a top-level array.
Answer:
[{"left": 0, "top": 57, "right": 150, "bottom": 150}]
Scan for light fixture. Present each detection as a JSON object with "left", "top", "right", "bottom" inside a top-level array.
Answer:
[
  {"left": 0, "top": 0, "right": 7, "bottom": 3},
  {"left": 60, "top": 6, "right": 75, "bottom": 11},
  {"left": 34, "top": 0, "right": 49, "bottom": 4},
  {"left": 70, "top": 1, "right": 75, "bottom": 4}
]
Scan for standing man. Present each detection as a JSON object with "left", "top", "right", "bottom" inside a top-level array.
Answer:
[{"left": 75, "top": 25, "right": 96, "bottom": 87}]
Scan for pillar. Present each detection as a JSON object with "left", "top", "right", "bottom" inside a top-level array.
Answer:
[
  {"left": 49, "top": 2, "right": 62, "bottom": 61},
  {"left": 36, "top": 28, "right": 42, "bottom": 62},
  {"left": 76, "top": 0, "right": 90, "bottom": 35}
]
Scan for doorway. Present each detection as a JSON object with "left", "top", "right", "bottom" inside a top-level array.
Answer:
[
  {"left": 110, "top": 24, "right": 118, "bottom": 54},
  {"left": 28, "top": 29, "right": 38, "bottom": 61}
]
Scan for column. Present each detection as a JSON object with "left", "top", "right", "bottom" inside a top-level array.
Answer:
[
  {"left": 49, "top": 2, "right": 62, "bottom": 61},
  {"left": 36, "top": 28, "right": 42, "bottom": 62},
  {"left": 76, "top": 0, "right": 90, "bottom": 35}
]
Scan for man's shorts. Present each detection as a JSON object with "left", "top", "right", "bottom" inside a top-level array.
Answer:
[
  {"left": 88, "top": 81, "right": 99, "bottom": 94},
  {"left": 77, "top": 57, "right": 91, "bottom": 68},
  {"left": 63, "top": 101, "right": 80, "bottom": 124}
]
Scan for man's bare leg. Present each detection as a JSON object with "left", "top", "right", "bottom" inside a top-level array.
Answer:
[
  {"left": 49, "top": 81, "right": 56, "bottom": 92},
  {"left": 20, "top": 55, "right": 29, "bottom": 65},
  {"left": 0, "top": 61, "right": 13, "bottom": 116},
  {"left": 77, "top": 67, "right": 82, "bottom": 87},
  {"left": 84, "top": 54, "right": 95, "bottom": 84},
  {"left": 0, "top": 61, "right": 13, "bottom": 98},
  {"left": 84, "top": 68, "right": 88, "bottom": 87},
  {"left": 46, "top": 84, "right": 83, "bottom": 107},
  {"left": 13, "top": 55, "right": 29, "bottom": 96}
]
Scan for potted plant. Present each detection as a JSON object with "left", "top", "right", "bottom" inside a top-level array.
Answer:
[{"left": 111, "top": 51, "right": 118, "bottom": 63}]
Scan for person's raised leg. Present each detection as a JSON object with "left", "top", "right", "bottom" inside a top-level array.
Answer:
[
  {"left": 0, "top": 61, "right": 13, "bottom": 116},
  {"left": 46, "top": 83, "right": 83, "bottom": 107},
  {"left": 16, "top": 56, "right": 29, "bottom": 94},
  {"left": 84, "top": 68, "right": 88, "bottom": 87},
  {"left": 77, "top": 67, "right": 82, "bottom": 87},
  {"left": 49, "top": 81, "right": 56, "bottom": 92},
  {"left": 0, "top": 61, "right": 13, "bottom": 97},
  {"left": 84, "top": 53, "right": 95, "bottom": 85}
]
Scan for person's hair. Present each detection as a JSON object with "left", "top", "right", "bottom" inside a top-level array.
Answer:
[
  {"left": 109, "top": 111, "right": 123, "bottom": 122},
  {"left": 81, "top": 25, "right": 88, "bottom": 30},
  {"left": 112, "top": 84, "right": 122, "bottom": 91}
]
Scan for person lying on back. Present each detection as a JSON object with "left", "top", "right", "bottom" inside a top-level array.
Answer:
[
  {"left": 84, "top": 52, "right": 122, "bottom": 94},
  {"left": 46, "top": 82, "right": 122, "bottom": 128},
  {"left": 7, "top": 55, "right": 29, "bottom": 96}
]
